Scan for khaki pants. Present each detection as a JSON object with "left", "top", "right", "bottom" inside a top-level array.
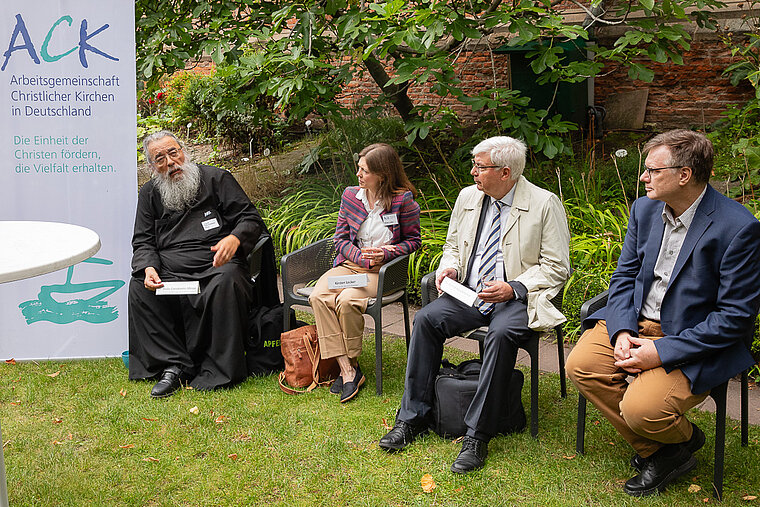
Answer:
[
  {"left": 309, "top": 261, "right": 380, "bottom": 360},
  {"left": 566, "top": 320, "right": 708, "bottom": 457}
]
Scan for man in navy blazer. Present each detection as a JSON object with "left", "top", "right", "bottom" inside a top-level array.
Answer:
[{"left": 567, "top": 129, "right": 760, "bottom": 496}]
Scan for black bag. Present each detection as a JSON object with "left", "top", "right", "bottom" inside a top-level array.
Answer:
[
  {"left": 430, "top": 359, "right": 526, "bottom": 439},
  {"left": 246, "top": 304, "right": 297, "bottom": 376}
]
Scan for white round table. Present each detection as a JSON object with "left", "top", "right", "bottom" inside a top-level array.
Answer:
[
  {"left": 0, "top": 220, "right": 101, "bottom": 507},
  {"left": 0, "top": 221, "right": 101, "bottom": 283}
]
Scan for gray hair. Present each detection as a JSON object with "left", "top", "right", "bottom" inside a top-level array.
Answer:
[
  {"left": 471, "top": 136, "right": 527, "bottom": 180},
  {"left": 142, "top": 130, "right": 185, "bottom": 166}
]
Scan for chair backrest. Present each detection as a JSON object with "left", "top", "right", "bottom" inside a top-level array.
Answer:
[
  {"left": 281, "top": 237, "right": 337, "bottom": 293},
  {"left": 247, "top": 234, "right": 271, "bottom": 283}
]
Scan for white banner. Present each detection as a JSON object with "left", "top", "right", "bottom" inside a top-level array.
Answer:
[{"left": 0, "top": 1, "right": 136, "bottom": 359}]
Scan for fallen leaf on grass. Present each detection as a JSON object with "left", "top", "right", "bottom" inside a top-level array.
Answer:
[
  {"left": 703, "top": 498, "right": 709, "bottom": 503},
  {"left": 688, "top": 484, "right": 702, "bottom": 493},
  {"left": 214, "top": 415, "right": 227, "bottom": 424},
  {"left": 2, "top": 440, "right": 9, "bottom": 449},
  {"left": 141, "top": 417, "right": 157, "bottom": 421},
  {"left": 454, "top": 487, "right": 464, "bottom": 493},
  {"left": 53, "top": 418, "right": 62, "bottom": 424},
  {"left": 743, "top": 495, "right": 757, "bottom": 501},
  {"left": 67, "top": 433, "right": 73, "bottom": 440},
  {"left": 227, "top": 453, "right": 238, "bottom": 460},
  {"left": 5, "top": 359, "right": 16, "bottom": 365},
  {"left": 119, "top": 444, "right": 135, "bottom": 449},
  {"left": 9, "top": 401, "right": 20, "bottom": 406},
  {"left": 421, "top": 474, "right": 436, "bottom": 493},
  {"left": 119, "top": 389, "right": 127, "bottom": 397},
  {"left": 143, "top": 457, "right": 159, "bottom": 462},
  {"left": 52, "top": 440, "right": 63, "bottom": 445},
  {"left": 593, "top": 420, "right": 600, "bottom": 426},
  {"left": 46, "top": 371, "right": 60, "bottom": 378},
  {"left": 563, "top": 455, "right": 576, "bottom": 460},
  {"left": 381, "top": 418, "right": 392, "bottom": 430},
  {"left": 189, "top": 406, "right": 200, "bottom": 415}
]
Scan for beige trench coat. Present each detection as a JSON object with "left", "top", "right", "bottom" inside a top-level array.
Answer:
[{"left": 436, "top": 176, "right": 571, "bottom": 330}]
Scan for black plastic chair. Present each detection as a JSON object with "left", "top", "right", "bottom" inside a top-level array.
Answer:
[
  {"left": 246, "top": 233, "right": 271, "bottom": 303},
  {"left": 280, "top": 237, "right": 412, "bottom": 395},
  {"left": 420, "top": 271, "right": 568, "bottom": 438},
  {"left": 574, "top": 290, "right": 751, "bottom": 500}
]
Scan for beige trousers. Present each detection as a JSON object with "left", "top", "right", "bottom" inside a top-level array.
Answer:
[
  {"left": 566, "top": 320, "right": 708, "bottom": 457},
  {"left": 309, "top": 261, "right": 380, "bottom": 360}
]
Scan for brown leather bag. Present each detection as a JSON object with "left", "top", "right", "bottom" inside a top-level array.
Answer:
[{"left": 278, "top": 325, "right": 340, "bottom": 394}]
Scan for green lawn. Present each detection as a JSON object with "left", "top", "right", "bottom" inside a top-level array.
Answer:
[{"left": 0, "top": 335, "right": 757, "bottom": 506}]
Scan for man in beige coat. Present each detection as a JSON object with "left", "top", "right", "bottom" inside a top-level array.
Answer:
[{"left": 379, "top": 136, "right": 570, "bottom": 473}]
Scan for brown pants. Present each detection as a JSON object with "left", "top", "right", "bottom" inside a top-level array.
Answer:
[
  {"left": 566, "top": 320, "right": 708, "bottom": 457},
  {"left": 309, "top": 261, "right": 380, "bottom": 360}
]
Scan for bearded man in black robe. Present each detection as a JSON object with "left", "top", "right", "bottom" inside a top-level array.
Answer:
[{"left": 129, "top": 130, "right": 266, "bottom": 398}]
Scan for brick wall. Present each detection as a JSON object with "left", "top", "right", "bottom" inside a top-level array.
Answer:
[
  {"left": 186, "top": 37, "right": 754, "bottom": 130},
  {"left": 593, "top": 37, "right": 754, "bottom": 129},
  {"left": 335, "top": 51, "right": 511, "bottom": 121}
]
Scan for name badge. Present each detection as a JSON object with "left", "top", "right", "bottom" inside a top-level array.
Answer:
[
  {"left": 382, "top": 213, "right": 399, "bottom": 226},
  {"left": 201, "top": 218, "right": 220, "bottom": 231},
  {"left": 328, "top": 274, "right": 368, "bottom": 289}
]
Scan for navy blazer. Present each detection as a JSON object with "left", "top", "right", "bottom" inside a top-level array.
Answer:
[{"left": 588, "top": 185, "right": 760, "bottom": 394}]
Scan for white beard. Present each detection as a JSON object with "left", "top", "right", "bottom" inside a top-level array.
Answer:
[{"left": 153, "top": 161, "right": 201, "bottom": 211}]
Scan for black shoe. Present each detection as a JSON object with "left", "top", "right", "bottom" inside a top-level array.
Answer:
[
  {"left": 340, "top": 365, "right": 365, "bottom": 403},
  {"left": 624, "top": 444, "right": 696, "bottom": 496},
  {"left": 150, "top": 366, "right": 185, "bottom": 398},
  {"left": 630, "top": 422, "right": 705, "bottom": 471},
  {"left": 329, "top": 375, "right": 343, "bottom": 395},
  {"left": 379, "top": 420, "right": 429, "bottom": 452},
  {"left": 451, "top": 436, "right": 488, "bottom": 474}
]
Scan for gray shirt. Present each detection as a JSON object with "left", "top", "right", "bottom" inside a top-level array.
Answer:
[{"left": 641, "top": 186, "right": 707, "bottom": 320}]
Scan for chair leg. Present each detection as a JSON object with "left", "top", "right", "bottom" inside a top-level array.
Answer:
[
  {"left": 576, "top": 393, "right": 587, "bottom": 455},
  {"left": 282, "top": 303, "right": 292, "bottom": 332},
  {"left": 375, "top": 314, "right": 383, "bottom": 396},
  {"left": 525, "top": 338, "right": 539, "bottom": 439},
  {"left": 402, "top": 294, "right": 411, "bottom": 353},
  {"left": 555, "top": 325, "right": 567, "bottom": 398},
  {"left": 741, "top": 370, "right": 749, "bottom": 447},
  {"left": 712, "top": 383, "right": 728, "bottom": 500}
]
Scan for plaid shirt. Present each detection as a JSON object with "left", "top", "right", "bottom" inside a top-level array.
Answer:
[{"left": 333, "top": 186, "right": 421, "bottom": 268}]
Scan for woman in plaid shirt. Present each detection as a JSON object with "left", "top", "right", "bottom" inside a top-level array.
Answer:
[{"left": 309, "top": 143, "right": 421, "bottom": 402}]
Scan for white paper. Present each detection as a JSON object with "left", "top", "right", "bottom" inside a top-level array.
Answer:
[
  {"left": 440, "top": 276, "right": 479, "bottom": 307},
  {"left": 156, "top": 281, "right": 201, "bottom": 295},
  {"left": 328, "top": 273, "right": 368, "bottom": 289}
]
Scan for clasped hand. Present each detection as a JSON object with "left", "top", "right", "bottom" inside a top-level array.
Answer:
[
  {"left": 613, "top": 331, "right": 662, "bottom": 374},
  {"left": 361, "top": 245, "right": 395, "bottom": 266}
]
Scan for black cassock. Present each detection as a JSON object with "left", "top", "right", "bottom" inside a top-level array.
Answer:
[{"left": 128, "top": 164, "right": 270, "bottom": 390}]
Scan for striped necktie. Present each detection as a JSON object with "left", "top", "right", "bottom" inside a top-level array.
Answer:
[{"left": 475, "top": 200, "right": 503, "bottom": 315}]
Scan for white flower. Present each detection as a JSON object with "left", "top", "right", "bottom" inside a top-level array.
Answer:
[
  {"left": 615, "top": 149, "right": 628, "bottom": 158},
  {"left": 242, "top": 157, "right": 249, "bottom": 162},
  {"left": 186, "top": 122, "right": 192, "bottom": 128},
  {"left": 305, "top": 120, "right": 312, "bottom": 127},
  {"left": 263, "top": 148, "right": 271, "bottom": 157}
]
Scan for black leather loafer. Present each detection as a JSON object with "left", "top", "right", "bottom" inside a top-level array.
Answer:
[
  {"left": 340, "top": 365, "right": 365, "bottom": 403},
  {"left": 624, "top": 444, "right": 696, "bottom": 496},
  {"left": 630, "top": 422, "right": 705, "bottom": 471},
  {"left": 150, "top": 366, "right": 185, "bottom": 398},
  {"left": 379, "top": 420, "right": 429, "bottom": 452},
  {"left": 451, "top": 436, "right": 488, "bottom": 474},
  {"left": 329, "top": 375, "right": 343, "bottom": 395}
]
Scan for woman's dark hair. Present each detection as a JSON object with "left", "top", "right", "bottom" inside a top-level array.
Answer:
[{"left": 358, "top": 143, "right": 416, "bottom": 211}]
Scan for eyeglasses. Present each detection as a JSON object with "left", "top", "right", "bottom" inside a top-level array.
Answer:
[
  {"left": 471, "top": 159, "right": 503, "bottom": 173},
  {"left": 153, "top": 147, "right": 181, "bottom": 166},
  {"left": 643, "top": 165, "right": 683, "bottom": 176}
]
